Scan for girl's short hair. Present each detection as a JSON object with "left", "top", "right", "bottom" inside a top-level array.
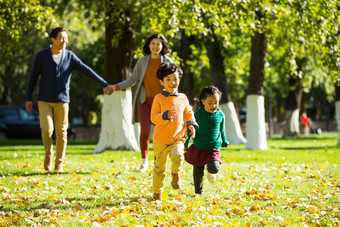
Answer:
[
  {"left": 50, "top": 27, "right": 66, "bottom": 40},
  {"left": 143, "top": 34, "right": 171, "bottom": 55},
  {"left": 195, "top": 86, "right": 222, "bottom": 109},
  {"left": 156, "top": 62, "right": 183, "bottom": 80}
]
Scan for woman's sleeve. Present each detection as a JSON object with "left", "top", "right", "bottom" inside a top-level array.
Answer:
[{"left": 118, "top": 58, "right": 143, "bottom": 90}]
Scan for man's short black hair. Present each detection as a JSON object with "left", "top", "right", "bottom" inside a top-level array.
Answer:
[
  {"left": 50, "top": 27, "right": 66, "bottom": 40},
  {"left": 156, "top": 62, "right": 183, "bottom": 81}
]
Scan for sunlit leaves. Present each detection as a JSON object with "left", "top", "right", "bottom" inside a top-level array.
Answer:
[{"left": 0, "top": 0, "right": 55, "bottom": 55}]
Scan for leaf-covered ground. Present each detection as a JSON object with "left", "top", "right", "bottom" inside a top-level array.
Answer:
[{"left": 0, "top": 133, "right": 339, "bottom": 226}]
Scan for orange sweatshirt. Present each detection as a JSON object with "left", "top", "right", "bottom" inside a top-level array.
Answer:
[{"left": 151, "top": 93, "right": 196, "bottom": 145}]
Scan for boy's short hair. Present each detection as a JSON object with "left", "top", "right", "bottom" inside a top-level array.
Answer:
[
  {"left": 156, "top": 62, "right": 183, "bottom": 80},
  {"left": 50, "top": 27, "right": 66, "bottom": 40}
]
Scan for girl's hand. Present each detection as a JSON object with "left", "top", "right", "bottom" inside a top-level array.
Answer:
[{"left": 188, "top": 125, "right": 196, "bottom": 138}]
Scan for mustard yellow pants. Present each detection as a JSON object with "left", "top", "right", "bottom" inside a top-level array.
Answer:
[
  {"left": 38, "top": 101, "right": 69, "bottom": 171},
  {"left": 153, "top": 139, "right": 185, "bottom": 193}
]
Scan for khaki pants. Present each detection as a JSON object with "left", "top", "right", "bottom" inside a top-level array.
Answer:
[
  {"left": 38, "top": 101, "right": 69, "bottom": 170},
  {"left": 153, "top": 139, "right": 185, "bottom": 193}
]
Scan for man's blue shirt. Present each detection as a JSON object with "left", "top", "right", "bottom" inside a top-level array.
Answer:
[{"left": 26, "top": 48, "right": 108, "bottom": 103}]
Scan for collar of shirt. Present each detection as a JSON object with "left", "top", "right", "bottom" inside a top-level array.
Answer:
[{"left": 161, "top": 89, "right": 179, "bottom": 97}]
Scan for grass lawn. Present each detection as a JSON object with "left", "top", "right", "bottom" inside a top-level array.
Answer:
[{"left": 0, "top": 133, "right": 339, "bottom": 226}]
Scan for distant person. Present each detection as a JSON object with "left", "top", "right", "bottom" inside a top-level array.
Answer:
[
  {"left": 300, "top": 112, "right": 309, "bottom": 135},
  {"left": 184, "top": 86, "right": 229, "bottom": 195},
  {"left": 25, "top": 27, "right": 114, "bottom": 173},
  {"left": 151, "top": 63, "right": 198, "bottom": 201},
  {"left": 111, "top": 34, "right": 173, "bottom": 172}
]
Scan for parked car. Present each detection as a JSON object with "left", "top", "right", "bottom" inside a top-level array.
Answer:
[
  {"left": 0, "top": 105, "right": 74, "bottom": 139},
  {"left": 239, "top": 107, "right": 246, "bottom": 123}
]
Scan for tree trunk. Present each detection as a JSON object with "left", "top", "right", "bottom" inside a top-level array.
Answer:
[
  {"left": 283, "top": 76, "right": 303, "bottom": 137},
  {"left": 205, "top": 32, "right": 246, "bottom": 145},
  {"left": 246, "top": 14, "right": 267, "bottom": 150},
  {"left": 335, "top": 83, "right": 340, "bottom": 145},
  {"left": 178, "top": 31, "right": 195, "bottom": 104},
  {"left": 94, "top": 1, "right": 139, "bottom": 153}
]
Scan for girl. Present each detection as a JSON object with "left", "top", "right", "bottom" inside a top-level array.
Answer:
[{"left": 184, "top": 86, "right": 229, "bottom": 195}]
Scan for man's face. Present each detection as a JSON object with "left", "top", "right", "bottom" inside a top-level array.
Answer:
[
  {"left": 159, "top": 71, "right": 180, "bottom": 94},
  {"left": 51, "top": 31, "right": 68, "bottom": 50}
]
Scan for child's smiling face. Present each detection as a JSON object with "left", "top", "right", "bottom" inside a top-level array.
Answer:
[
  {"left": 160, "top": 71, "right": 180, "bottom": 94},
  {"left": 202, "top": 94, "right": 220, "bottom": 113}
]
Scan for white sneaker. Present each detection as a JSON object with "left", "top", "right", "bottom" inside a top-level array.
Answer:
[
  {"left": 137, "top": 163, "right": 148, "bottom": 172},
  {"left": 207, "top": 173, "right": 216, "bottom": 183}
]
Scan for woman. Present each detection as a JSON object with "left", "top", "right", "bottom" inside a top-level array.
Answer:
[{"left": 112, "top": 34, "right": 173, "bottom": 172}]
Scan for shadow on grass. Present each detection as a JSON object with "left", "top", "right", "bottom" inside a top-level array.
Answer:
[
  {"left": 269, "top": 136, "right": 336, "bottom": 141},
  {"left": 0, "top": 171, "right": 94, "bottom": 177},
  {"left": 0, "top": 139, "right": 97, "bottom": 146},
  {"left": 278, "top": 145, "right": 338, "bottom": 150}
]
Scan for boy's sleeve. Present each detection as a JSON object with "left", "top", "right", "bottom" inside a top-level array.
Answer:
[
  {"left": 220, "top": 112, "right": 229, "bottom": 147},
  {"left": 150, "top": 95, "right": 170, "bottom": 126},
  {"left": 183, "top": 96, "right": 199, "bottom": 129},
  {"left": 184, "top": 127, "right": 192, "bottom": 148}
]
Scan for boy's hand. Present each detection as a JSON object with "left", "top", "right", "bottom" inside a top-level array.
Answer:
[
  {"left": 168, "top": 107, "right": 176, "bottom": 120},
  {"left": 188, "top": 125, "right": 195, "bottom": 138}
]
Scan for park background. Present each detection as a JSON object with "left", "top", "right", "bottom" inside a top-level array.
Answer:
[{"left": 0, "top": 0, "right": 340, "bottom": 226}]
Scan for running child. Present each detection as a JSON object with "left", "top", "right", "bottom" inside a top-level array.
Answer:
[
  {"left": 151, "top": 62, "right": 198, "bottom": 201},
  {"left": 184, "top": 86, "right": 229, "bottom": 195}
]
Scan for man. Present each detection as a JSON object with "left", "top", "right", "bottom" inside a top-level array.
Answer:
[{"left": 26, "top": 27, "right": 113, "bottom": 173}]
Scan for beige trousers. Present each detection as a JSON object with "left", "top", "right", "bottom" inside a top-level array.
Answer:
[
  {"left": 153, "top": 139, "right": 185, "bottom": 193},
  {"left": 38, "top": 101, "right": 69, "bottom": 170}
]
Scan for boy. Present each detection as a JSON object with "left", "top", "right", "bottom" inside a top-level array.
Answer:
[{"left": 151, "top": 62, "right": 198, "bottom": 201}]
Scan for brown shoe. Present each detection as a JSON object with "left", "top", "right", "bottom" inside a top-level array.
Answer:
[
  {"left": 153, "top": 193, "right": 161, "bottom": 201},
  {"left": 54, "top": 168, "right": 64, "bottom": 173},
  {"left": 171, "top": 173, "right": 182, "bottom": 189}
]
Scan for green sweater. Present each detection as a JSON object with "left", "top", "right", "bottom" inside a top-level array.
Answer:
[{"left": 185, "top": 108, "right": 229, "bottom": 150}]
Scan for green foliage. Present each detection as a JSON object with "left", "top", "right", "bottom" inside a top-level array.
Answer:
[
  {"left": 0, "top": 0, "right": 338, "bottom": 121},
  {"left": 0, "top": 0, "right": 54, "bottom": 56}
]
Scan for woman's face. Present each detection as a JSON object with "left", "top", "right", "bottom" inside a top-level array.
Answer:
[{"left": 149, "top": 38, "right": 163, "bottom": 56}]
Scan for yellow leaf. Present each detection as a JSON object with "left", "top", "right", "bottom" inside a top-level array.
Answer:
[
  {"left": 250, "top": 189, "right": 257, "bottom": 194},
  {"left": 282, "top": 220, "right": 291, "bottom": 225},
  {"left": 162, "top": 192, "right": 169, "bottom": 201},
  {"left": 204, "top": 216, "right": 212, "bottom": 223}
]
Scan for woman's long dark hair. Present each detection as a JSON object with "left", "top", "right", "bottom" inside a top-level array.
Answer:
[{"left": 143, "top": 34, "right": 171, "bottom": 55}]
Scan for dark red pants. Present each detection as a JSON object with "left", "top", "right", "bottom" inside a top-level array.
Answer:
[{"left": 139, "top": 97, "right": 154, "bottom": 158}]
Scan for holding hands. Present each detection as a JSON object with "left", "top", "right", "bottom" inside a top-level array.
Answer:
[
  {"left": 103, "top": 85, "right": 115, "bottom": 95},
  {"left": 188, "top": 125, "right": 196, "bottom": 139}
]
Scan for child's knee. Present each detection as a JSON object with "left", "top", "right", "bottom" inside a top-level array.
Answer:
[
  {"left": 171, "top": 153, "right": 183, "bottom": 163},
  {"left": 207, "top": 161, "right": 220, "bottom": 174}
]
